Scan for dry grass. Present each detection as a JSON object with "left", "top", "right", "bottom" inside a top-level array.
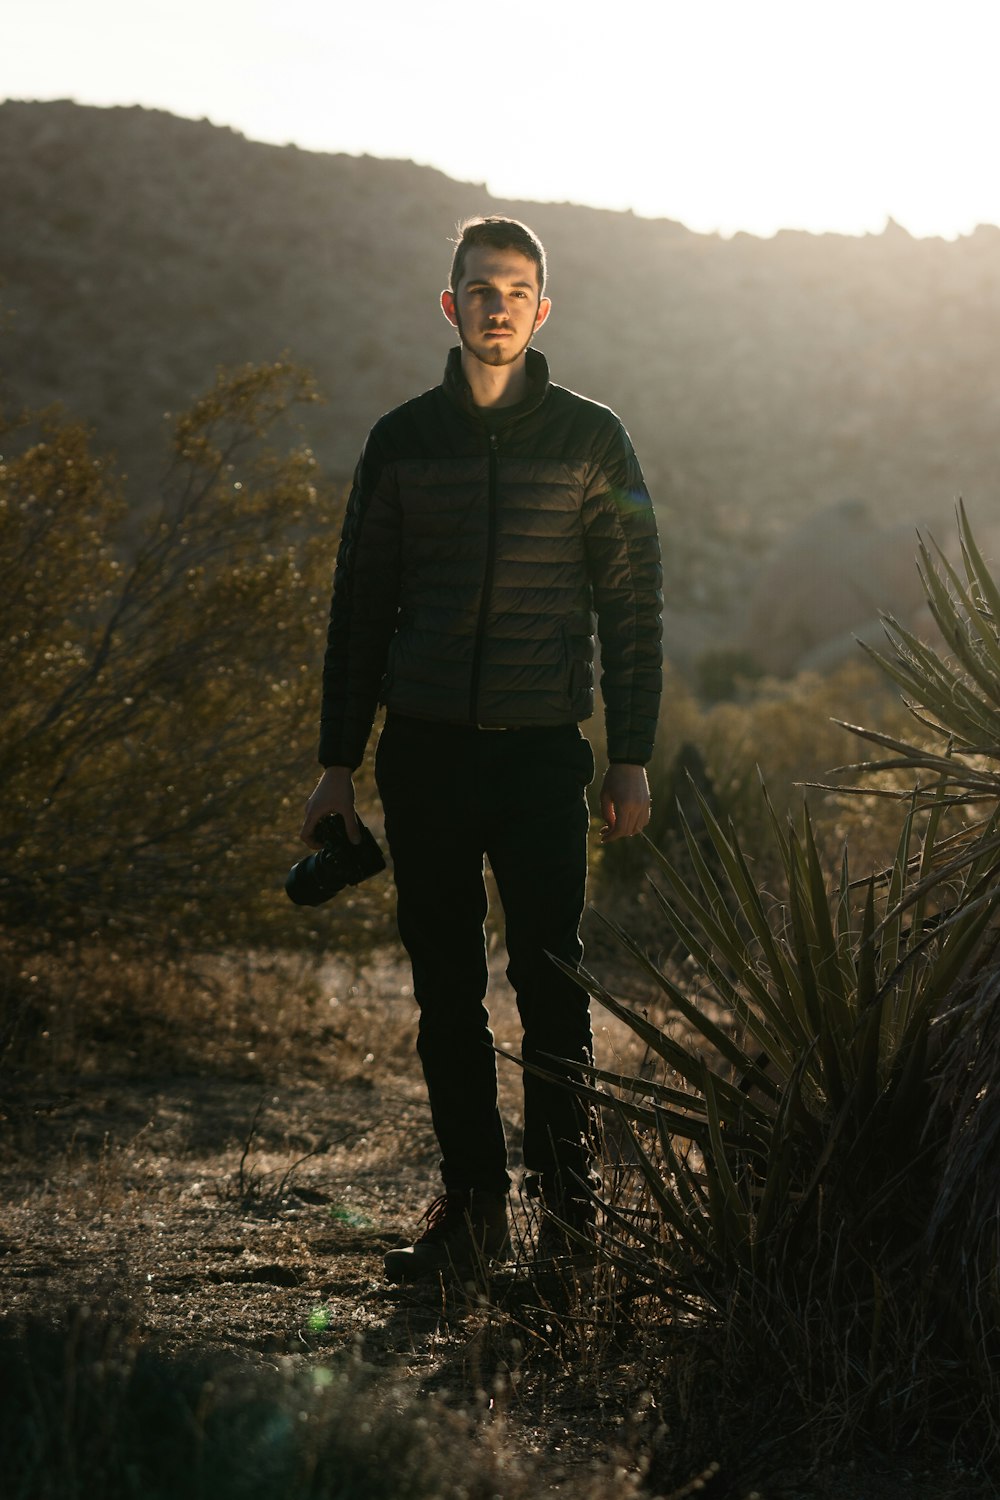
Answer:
[
  {"left": 2, "top": 935, "right": 995, "bottom": 1499},
  {"left": 0, "top": 1306, "right": 662, "bottom": 1500},
  {"left": 0, "top": 938, "right": 668, "bottom": 1497}
]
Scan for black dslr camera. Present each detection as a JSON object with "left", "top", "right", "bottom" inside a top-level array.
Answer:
[{"left": 285, "top": 813, "right": 386, "bottom": 906}]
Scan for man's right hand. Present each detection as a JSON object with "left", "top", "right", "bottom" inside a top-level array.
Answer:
[{"left": 300, "top": 766, "right": 361, "bottom": 848}]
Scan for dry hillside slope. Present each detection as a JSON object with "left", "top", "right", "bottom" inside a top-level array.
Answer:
[{"left": 4, "top": 99, "right": 1000, "bottom": 668}]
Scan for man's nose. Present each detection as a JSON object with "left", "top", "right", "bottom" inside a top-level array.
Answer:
[{"left": 484, "top": 292, "right": 508, "bottom": 318}]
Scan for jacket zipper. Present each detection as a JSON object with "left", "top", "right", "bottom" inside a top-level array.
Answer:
[{"left": 468, "top": 431, "right": 499, "bottom": 722}]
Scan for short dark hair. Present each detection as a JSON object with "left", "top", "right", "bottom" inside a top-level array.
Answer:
[{"left": 449, "top": 217, "right": 547, "bottom": 295}]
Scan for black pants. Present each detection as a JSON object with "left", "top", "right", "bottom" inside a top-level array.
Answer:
[{"left": 375, "top": 714, "right": 596, "bottom": 1196}]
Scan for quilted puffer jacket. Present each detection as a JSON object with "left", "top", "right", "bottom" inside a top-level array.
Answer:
[{"left": 318, "top": 347, "right": 662, "bottom": 769}]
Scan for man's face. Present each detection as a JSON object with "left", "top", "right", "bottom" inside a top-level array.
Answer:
[{"left": 441, "top": 246, "right": 551, "bottom": 368}]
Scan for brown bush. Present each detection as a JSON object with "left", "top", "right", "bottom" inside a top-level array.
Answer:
[{"left": 0, "top": 361, "right": 390, "bottom": 959}]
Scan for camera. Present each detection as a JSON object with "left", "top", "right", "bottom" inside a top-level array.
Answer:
[{"left": 285, "top": 813, "right": 386, "bottom": 906}]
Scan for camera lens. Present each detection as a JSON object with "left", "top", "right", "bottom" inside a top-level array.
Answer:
[{"left": 285, "top": 844, "right": 349, "bottom": 906}]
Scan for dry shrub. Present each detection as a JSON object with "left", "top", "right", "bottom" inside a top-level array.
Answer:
[
  {"left": 0, "top": 935, "right": 415, "bottom": 1090},
  {"left": 653, "top": 658, "right": 914, "bottom": 866},
  {"left": 594, "top": 659, "right": 915, "bottom": 960},
  {"left": 0, "top": 1306, "right": 654, "bottom": 1500},
  {"left": 0, "top": 364, "right": 393, "bottom": 963}
]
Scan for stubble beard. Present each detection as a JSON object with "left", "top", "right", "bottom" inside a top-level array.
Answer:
[{"left": 453, "top": 307, "right": 533, "bottom": 368}]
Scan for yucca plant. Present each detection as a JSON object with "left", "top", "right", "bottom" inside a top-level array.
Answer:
[
  {"left": 565, "top": 504, "right": 1000, "bottom": 1459},
  {"left": 578, "top": 795, "right": 996, "bottom": 1278},
  {"left": 848, "top": 498, "right": 1000, "bottom": 811}
]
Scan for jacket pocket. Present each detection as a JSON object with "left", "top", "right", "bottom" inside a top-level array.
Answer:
[
  {"left": 562, "top": 622, "right": 594, "bottom": 714},
  {"left": 378, "top": 636, "right": 398, "bottom": 705}
]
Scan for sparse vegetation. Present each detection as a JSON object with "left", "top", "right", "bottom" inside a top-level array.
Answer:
[
  {"left": 0, "top": 1307, "right": 656, "bottom": 1500},
  {"left": 0, "top": 363, "right": 392, "bottom": 967},
  {"left": 564, "top": 505, "right": 1000, "bottom": 1489},
  {"left": 3, "top": 363, "right": 999, "bottom": 1495},
  {"left": 596, "top": 657, "right": 917, "bottom": 938}
]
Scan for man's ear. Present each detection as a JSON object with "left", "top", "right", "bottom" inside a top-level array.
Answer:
[
  {"left": 534, "top": 297, "right": 552, "bottom": 332},
  {"left": 440, "top": 288, "right": 458, "bottom": 327}
]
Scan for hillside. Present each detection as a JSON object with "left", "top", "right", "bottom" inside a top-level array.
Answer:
[{"left": 3, "top": 99, "right": 1000, "bottom": 669}]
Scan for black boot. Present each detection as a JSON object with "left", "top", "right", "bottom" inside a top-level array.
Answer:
[{"left": 384, "top": 1190, "right": 510, "bottom": 1283}]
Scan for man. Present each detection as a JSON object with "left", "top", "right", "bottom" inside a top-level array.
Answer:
[{"left": 300, "top": 216, "right": 662, "bottom": 1282}]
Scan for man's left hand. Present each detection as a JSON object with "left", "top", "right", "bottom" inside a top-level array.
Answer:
[{"left": 599, "top": 763, "right": 651, "bottom": 843}]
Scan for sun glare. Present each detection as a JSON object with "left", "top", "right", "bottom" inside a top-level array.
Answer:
[{"left": 5, "top": 0, "right": 1000, "bottom": 238}]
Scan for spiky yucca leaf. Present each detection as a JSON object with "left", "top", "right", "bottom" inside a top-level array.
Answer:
[
  {"left": 844, "top": 503, "right": 1000, "bottom": 806},
  {"left": 571, "top": 783, "right": 1000, "bottom": 1290},
  {"left": 533, "top": 508, "right": 1000, "bottom": 1459}
]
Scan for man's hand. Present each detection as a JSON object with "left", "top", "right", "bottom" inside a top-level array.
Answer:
[
  {"left": 300, "top": 766, "right": 361, "bottom": 848},
  {"left": 599, "top": 763, "right": 651, "bottom": 843}
]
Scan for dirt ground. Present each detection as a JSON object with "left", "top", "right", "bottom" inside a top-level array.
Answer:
[
  {"left": 1, "top": 948, "right": 657, "bottom": 1482},
  {"left": 1, "top": 941, "right": 995, "bottom": 1499}
]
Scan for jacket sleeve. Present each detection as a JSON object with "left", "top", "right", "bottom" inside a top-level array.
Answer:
[
  {"left": 582, "top": 422, "right": 663, "bottom": 764},
  {"left": 318, "top": 431, "right": 401, "bottom": 770}
]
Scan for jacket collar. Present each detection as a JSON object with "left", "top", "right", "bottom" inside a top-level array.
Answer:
[{"left": 441, "top": 345, "right": 551, "bottom": 421}]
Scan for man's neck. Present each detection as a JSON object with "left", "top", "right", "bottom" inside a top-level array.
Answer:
[{"left": 460, "top": 349, "right": 529, "bottom": 409}]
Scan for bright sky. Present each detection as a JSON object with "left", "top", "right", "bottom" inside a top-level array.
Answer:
[{"left": 6, "top": 0, "right": 1000, "bottom": 239}]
